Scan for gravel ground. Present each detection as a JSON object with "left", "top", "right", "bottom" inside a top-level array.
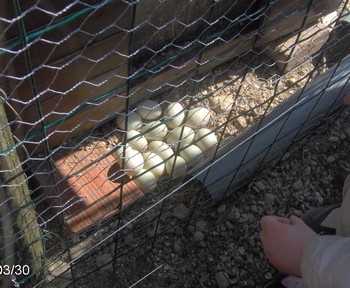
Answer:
[
  {"left": 101, "top": 101, "right": 348, "bottom": 288},
  {"left": 52, "top": 102, "right": 348, "bottom": 288}
]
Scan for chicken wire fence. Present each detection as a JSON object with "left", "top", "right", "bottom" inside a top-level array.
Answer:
[{"left": 1, "top": 0, "right": 350, "bottom": 287}]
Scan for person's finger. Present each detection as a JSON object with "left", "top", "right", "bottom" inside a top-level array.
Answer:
[
  {"left": 289, "top": 215, "right": 305, "bottom": 225},
  {"left": 260, "top": 215, "right": 291, "bottom": 229},
  {"left": 276, "top": 217, "right": 292, "bottom": 224}
]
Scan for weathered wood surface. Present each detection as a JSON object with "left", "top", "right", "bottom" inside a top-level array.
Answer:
[
  {"left": 0, "top": 0, "right": 341, "bottom": 153},
  {"left": 257, "top": 0, "right": 342, "bottom": 46},
  {"left": 0, "top": 186, "right": 15, "bottom": 288},
  {"left": 0, "top": 97, "right": 44, "bottom": 276}
]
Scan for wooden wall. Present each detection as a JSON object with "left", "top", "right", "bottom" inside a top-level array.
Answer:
[{"left": 0, "top": 0, "right": 341, "bottom": 155}]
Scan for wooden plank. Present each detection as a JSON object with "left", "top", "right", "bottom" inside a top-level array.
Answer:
[
  {"left": 0, "top": 188, "right": 15, "bottom": 288},
  {"left": 1, "top": 0, "right": 130, "bottom": 97},
  {"left": 1, "top": 1, "right": 130, "bottom": 70},
  {"left": 132, "top": 0, "right": 257, "bottom": 55},
  {"left": 17, "top": 67, "right": 128, "bottom": 152},
  {"left": 263, "top": 18, "right": 333, "bottom": 72},
  {"left": 3, "top": 31, "right": 129, "bottom": 103},
  {"left": 257, "top": 0, "right": 342, "bottom": 47},
  {"left": 0, "top": 96, "right": 44, "bottom": 275},
  {"left": 1, "top": 0, "right": 130, "bottom": 128},
  {"left": 1, "top": 1, "right": 130, "bottom": 153}
]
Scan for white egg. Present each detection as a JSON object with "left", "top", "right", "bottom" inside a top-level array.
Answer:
[
  {"left": 133, "top": 169, "right": 158, "bottom": 194},
  {"left": 112, "top": 144, "right": 131, "bottom": 159},
  {"left": 194, "top": 128, "right": 218, "bottom": 157},
  {"left": 136, "top": 100, "right": 162, "bottom": 120},
  {"left": 142, "top": 151, "right": 165, "bottom": 179},
  {"left": 148, "top": 141, "right": 174, "bottom": 161},
  {"left": 179, "top": 145, "right": 205, "bottom": 167},
  {"left": 186, "top": 107, "right": 211, "bottom": 128},
  {"left": 164, "top": 102, "right": 185, "bottom": 129},
  {"left": 166, "top": 125, "right": 194, "bottom": 149},
  {"left": 141, "top": 121, "right": 168, "bottom": 141},
  {"left": 116, "top": 111, "right": 142, "bottom": 131},
  {"left": 126, "top": 130, "right": 148, "bottom": 151},
  {"left": 116, "top": 148, "right": 144, "bottom": 176},
  {"left": 165, "top": 155, "right": 187, "bottom": 178}
]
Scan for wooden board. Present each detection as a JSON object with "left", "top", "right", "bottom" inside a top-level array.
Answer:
[
  {"left": 1, "top": 0, "right": 342, "bottom": 155},
  {"left": 132, "top": 0, "right": 257, "bottom": 51},
  {"left": 257, "top": 0, "right": 342, "bottom": 47},
  {"left": 0, "top": 99, "right": 44, "bottom": 275},
  {"left": 34, "top": 143, "right": 144, "bottom": 234},
  {"left": 1, "top": 1, "right": 130, "bottom": 153}
]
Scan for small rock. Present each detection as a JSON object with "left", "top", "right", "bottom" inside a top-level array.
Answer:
[
  {"left": 328, "top": 136, "right": 339, "bottom": 142},
  {"left": 188, "top": 225, "right": 195, "bottom": 233},
  {"left": 239, "top": 213, "right": 249, "bottom": 223},
  {"left": 345, "top": 128, "right": 350, "bottom": 139},
  {"left": 113, "top": 219, "right": 134, "bottom": 231},
  {"left": 235, "top": 116, "right": 247, "bottom": 130},
  {"left": 174, "top": 226, "right": 183, "bottom": 237},
  {"left": 264, "top": 193, "right": 275, "bottom": 203},
  {"left": 254, "top": 181, "right": 266, "bottom": 191},
  {"left": 293, "top": 209, "right": 303, "bottom": 217},
  {"left": 125, "top": 234, "right": 135, "bottom": 246},
  {"left": 194, "top": 231, "right": 205, "bottom": 242},
  {"left": 110, "top": 221, "right": 120, "bottom": 231},
  {"left": 199, "top": 275, "right": 209, "bottom": 284},
  {"left": 95, "top": 254, "right": 113, "bottom": 272},
  {"left": 163, "top": 264, "right": 171, "bottom": 271},
  {"left": 303, "top": 166, "right": 311, "bottom": 176},
  {"left": 225, "top": 221, "right": 234, "bottom": 230},
  {"left": 173, "top": 240, "right": 182, "bottom": 254},
  {"left": 196, "top": 220, "right": 208, "bottom": 232},
  {"left": 145, "top": 226, "right": 156, "bottom": 238},
  {"left": 282, "top": 152, "right": 290, "bottom": 161},
  {"left": 122, "top": 220, "right": 134, "bottom": 230},
  {"left": 326, "top": 156, "right": 336, "bottom": 163},
  {"left": 250, "top": 205, "right": 258, "bottom": 213},
  {"left": 288, "top": 77, "right": 297, "bottom": 84},
  {"left": 293, "top": 180, "right": 303, "bottom": 190},
  {"left": 209, "top": 95, "right": 234, "bottom": 113},
  {"left": 197, "top": 240, "right": 206, "bottom": 248},
  {"left": 238, "top": 246, "right": 245, "bottom": 255},
  {"left": 264, "top": 272, "right": 273, "bottom": 280},
  {"left": 215, "top": 271, "right": 230, "bottom": 288},
  {"left": 217, "top": 204, "right": 226, "bottom": 214},
  {"left": 228, "top": 208, "right": 240, "bottom": 221},
  {"left": 314, "top": 191, "right": 324, "bottom": 205},
  {"left": 173, "top": 203, "right": 190, "bottom": 219}
]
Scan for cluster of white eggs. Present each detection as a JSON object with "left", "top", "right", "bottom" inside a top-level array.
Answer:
[{"left": 113, "top": 99, "right": 218, "bottom": 193}]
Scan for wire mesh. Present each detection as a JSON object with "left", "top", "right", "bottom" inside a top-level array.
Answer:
[{"left": 1, "top": 0, "right": 350, "bottom": 287}]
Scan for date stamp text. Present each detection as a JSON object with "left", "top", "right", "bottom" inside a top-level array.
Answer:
[{"left": 0, "top": 265, "right": 30, "bottom": 276}]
